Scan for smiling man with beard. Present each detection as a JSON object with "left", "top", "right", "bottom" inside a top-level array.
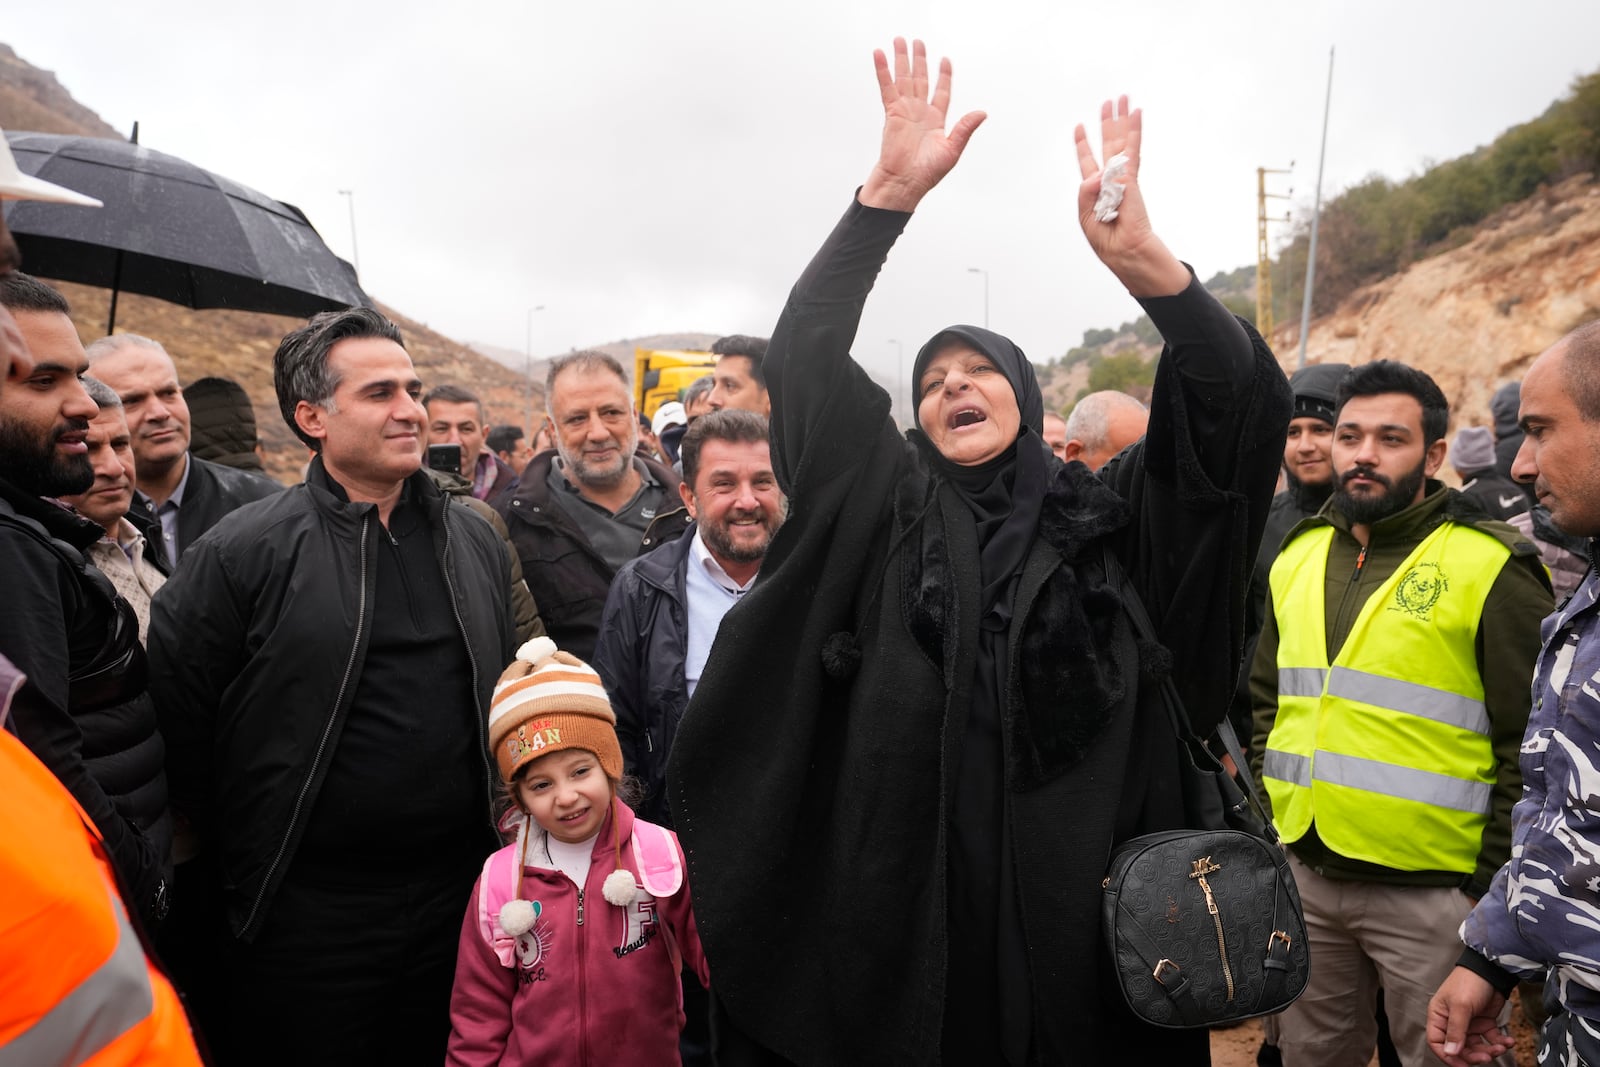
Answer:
[
  {"left": 1250, "top": 360, "right": 1552, "bottom": 1067},
  {"left": 593, "top": 409, "right": 784, "bottom": 828},
  {"left": 501, "top": 350, "right": 690, "bottom": 660},
  {"left": 0, "top": 272, "right": 174, "bottom": 926}
]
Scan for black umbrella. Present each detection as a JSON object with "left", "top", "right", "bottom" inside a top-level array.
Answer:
[{"left": 1, "top": 131, "right": 370, "bottom": 333}]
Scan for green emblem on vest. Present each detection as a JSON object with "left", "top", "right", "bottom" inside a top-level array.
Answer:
[{"left": 1392, "top": 562, "right": 1449, "bottom": 619}]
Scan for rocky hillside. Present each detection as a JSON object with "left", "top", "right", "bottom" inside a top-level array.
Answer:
[
  {"left": 1280, "top": 175, "right": 1600, "bottom": 430},
  {"left": 0, "top": 44, "right": 120, "bottom": 138}
]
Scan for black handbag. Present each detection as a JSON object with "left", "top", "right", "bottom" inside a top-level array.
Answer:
[{"left": 1099, "top": 548, "right": 1309, "bottom": 1029}]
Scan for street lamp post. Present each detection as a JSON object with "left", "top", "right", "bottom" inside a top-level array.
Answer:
[
  {"left": 967, "top": 267, "right": 989, "bottom": 328},
  {"left": 525, "top": 305, "right": 546, "bottom": 428},
  {"left": 337, "top": 189, "right": 360, "bottom": 276}
]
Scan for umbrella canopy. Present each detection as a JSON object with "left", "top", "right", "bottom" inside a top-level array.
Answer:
[{"left": 1, "top": 132, "right": 369, "bottom": 330}]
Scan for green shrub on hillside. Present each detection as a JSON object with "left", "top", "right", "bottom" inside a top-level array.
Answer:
[{"left": 1086, "top": 349, "right": 1155, "bottom": 395}]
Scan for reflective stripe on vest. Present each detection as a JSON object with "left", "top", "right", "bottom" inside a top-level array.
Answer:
[
  {"left": 1262, "top": 521, "right": 1508, "bottom": 873},
  {"left": 0, "top": 887, "right": 152, "bottom": 1067},
  {"left": 1293, "top": 665, "right": 1492, "bottom": 736}
]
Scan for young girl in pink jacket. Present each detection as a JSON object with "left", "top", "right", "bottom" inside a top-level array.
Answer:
[{"left": 446, "top": 638, "right": 709, "bottom": 1066}]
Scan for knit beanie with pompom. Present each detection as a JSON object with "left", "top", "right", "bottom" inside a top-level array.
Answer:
[{"left": 487, "top": 636, "right": 623, "bottom": 785}]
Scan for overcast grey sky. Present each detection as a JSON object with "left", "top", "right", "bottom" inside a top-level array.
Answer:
[{"left": 8, "top": 1, "right": 1600, "bottom": 409}]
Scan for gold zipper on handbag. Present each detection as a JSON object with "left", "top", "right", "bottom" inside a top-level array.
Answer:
[{"left": 1190, "top": 857, "right": 1235, "bottom": 1001}]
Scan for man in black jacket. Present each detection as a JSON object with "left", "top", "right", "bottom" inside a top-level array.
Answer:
[
  {"left": 149, "top": 307, "right": 517, "bottom": 1065},
  {"left": 86, "top": 333, "right": 278, "bottom": 568},
  {"left": 501, "top": 350, "right": 690, "bottom": 660},
  {"left": 0, "top": 272, "right": 172, "bottom": 925}
]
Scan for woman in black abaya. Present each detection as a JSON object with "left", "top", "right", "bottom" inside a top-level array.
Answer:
[{"left": 669, "top": 38, "right": 1291, "bottom": 1066}]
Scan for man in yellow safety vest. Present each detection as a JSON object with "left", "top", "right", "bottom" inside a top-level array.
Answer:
[{"left": 1251, "top": 360, "right": 1552, "bottom": 1067}]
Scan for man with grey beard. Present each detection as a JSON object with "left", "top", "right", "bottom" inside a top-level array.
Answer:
[{"left": 500, "top": 350, "right": 690, "bottom": 660}]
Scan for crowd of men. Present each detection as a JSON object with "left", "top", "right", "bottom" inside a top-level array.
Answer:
[{"left": 7, "top": 135, "right": 1600, "bottom": 1067}]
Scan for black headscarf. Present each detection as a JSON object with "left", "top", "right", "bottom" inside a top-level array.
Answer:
[{"left": 910, "top": 325, "right": 1049, "bottom": 612}]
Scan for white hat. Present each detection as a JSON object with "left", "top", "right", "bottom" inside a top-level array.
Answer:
[
  {"left": 0, "top": 129, "right": 102, "bottom": 207},
  {"left": 651, "top": 401, "right": 687, "bottom": 437}
]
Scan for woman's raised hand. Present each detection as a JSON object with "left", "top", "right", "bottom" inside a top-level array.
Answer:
[
  {"left": 1074, "top": 97, "right": 1189, "bottom": 298},
  {"left": 859, "top": 38, "right": 986, "bottom": 213}
]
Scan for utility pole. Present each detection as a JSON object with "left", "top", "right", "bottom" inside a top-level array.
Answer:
[
  {"left": 1257, "top": 167, "right": 1293, "bottom": 342},
  {"left": 337, "top": 189, "right": 360, "bottom": 276},
  {"left": 1298, "top": 46, "right": 1336, "bottom": 370}
]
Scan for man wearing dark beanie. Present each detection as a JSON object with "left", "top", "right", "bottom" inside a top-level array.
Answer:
[
  {"left": 1452, "top": 425, "right": 1528, "bottom": 521},
  {"left": 1240, "top": 362, "right": 1351, "bottom": 715}
]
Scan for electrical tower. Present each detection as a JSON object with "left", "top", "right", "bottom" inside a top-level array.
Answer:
[{"left": 1257, "top": 166, "right": 1292, "bottom": 340}]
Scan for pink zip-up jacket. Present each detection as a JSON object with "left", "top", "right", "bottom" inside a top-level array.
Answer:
[{"left": 446, "top": 801, "right": 709, "bottom": 1066}]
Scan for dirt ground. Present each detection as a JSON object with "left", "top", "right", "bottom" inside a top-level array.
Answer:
[{"left": 1209, "top": 990, "right": 1540, "bottom": 1066}]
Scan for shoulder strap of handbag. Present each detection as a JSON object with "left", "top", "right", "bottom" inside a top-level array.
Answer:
[{"left": 1099, "top": 543, "right": 1274, "bottom": 829}]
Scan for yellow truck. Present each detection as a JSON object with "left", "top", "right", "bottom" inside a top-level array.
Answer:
[{"left": 634, "top": 347, "right": 717, "bottom": 420}]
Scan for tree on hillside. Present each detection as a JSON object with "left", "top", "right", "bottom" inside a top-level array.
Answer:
[
  {"left": 1085, "top": 349, "right": 1154, "bottom": 396},
  {"left": 1557, "top": 70, "right": 1600, "bottom": 175}
]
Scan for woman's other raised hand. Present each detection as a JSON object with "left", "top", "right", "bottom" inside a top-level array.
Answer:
[{"left": 1074, "top": 97, "right": 1189, "bottom": 298}]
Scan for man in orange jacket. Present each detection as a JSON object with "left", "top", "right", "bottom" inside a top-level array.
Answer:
[{"left": 1, "top": 666, "right": 203, "bottom": 1066}]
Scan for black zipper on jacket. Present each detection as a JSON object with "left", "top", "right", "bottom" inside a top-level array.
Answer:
[
  {"left": 437, "top": 501, "right": 496, "bottom": 825},
  {"left": 242, "top": 512, "right": 372, "bottom": 937}
]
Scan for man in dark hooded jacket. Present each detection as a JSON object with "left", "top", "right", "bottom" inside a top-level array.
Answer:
[
  {"left": 1490, "top": 380, "right": 1534, "bottom": 509},
  {"left": 1452, "top": 425, "right": 1528, "bottom": 521},
  {"left": 184, "top": 375, "right": 275, "bottom": 477}
]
